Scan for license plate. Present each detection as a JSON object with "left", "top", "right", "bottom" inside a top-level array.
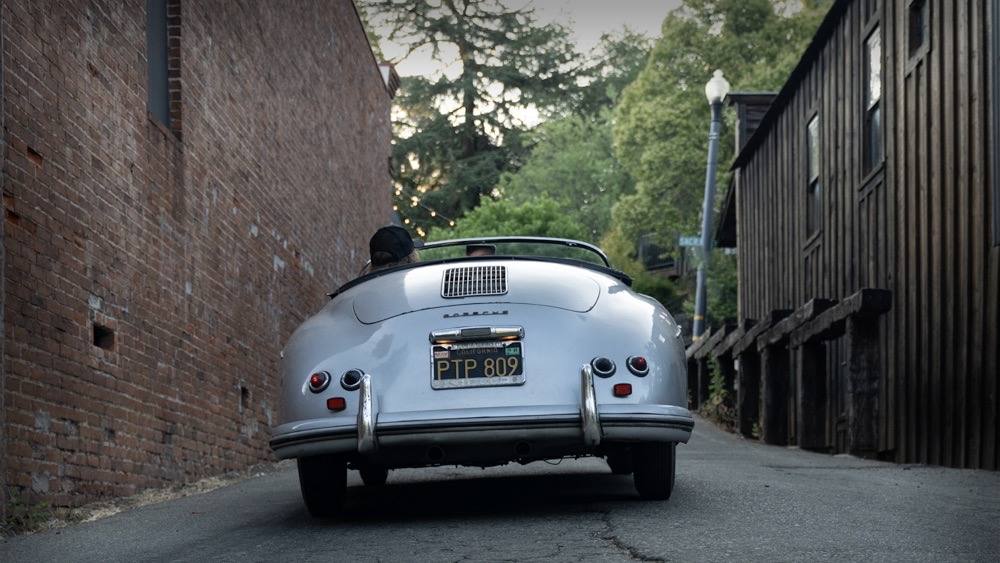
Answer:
[{"left": 431, "top": 340, "right": 525, "bottom": 389}]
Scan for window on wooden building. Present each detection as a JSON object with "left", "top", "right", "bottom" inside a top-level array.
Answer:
[
  {"left": 863, "top": 28, "right": 883, "bottom": 174},
  {"left": 908, "top": 0, "right": 929, "bottom": 58},
  {"left": 807, "top": 115, "right": 822, "bottom": 235}
]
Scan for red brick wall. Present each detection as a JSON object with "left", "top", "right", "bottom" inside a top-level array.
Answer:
[{"left": 1, "top": 0, "right": 391, "bottom": 508}]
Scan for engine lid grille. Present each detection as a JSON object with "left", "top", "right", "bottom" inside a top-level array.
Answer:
[{"left": 441, "top": 265, "right": 507, "bottom": 298}]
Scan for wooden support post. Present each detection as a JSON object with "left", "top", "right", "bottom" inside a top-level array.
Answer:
[
  {"left": 759, "top": 344, "right": 789, "bottom": 445},
  {"left": 795, "top": 341, "right": 828, "bottom": 450},
  {"left": 737, "top": 350, "right": 760, "bottom": 438},
  {"left": 846, "top": 316, "right": 880, "bottom": 456},
  {"left": 718, "top": 352, "right": 736, "bottom": 398},
  {"left": 697, "top": 357, "right": 711, "bottom": 408},
  {"left": 687, "top": 357, "right": 698, "bottom": 410}
]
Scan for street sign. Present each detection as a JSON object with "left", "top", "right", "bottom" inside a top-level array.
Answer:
[{"left": 678, "top": 236, "right": 702, "bottom": 247}]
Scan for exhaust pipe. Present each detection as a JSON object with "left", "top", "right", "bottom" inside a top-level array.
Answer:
[{"left": 427, "top": 445, "right": 445, "bottom": 462}]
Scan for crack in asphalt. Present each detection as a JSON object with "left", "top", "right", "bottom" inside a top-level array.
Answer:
[{"left": 595, "top": 510, "right": 665, "bottom": 562}]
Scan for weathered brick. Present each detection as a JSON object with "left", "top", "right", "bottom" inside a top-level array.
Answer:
[{"left": 3, "top": 1, "right": 392, "bottom": 509}]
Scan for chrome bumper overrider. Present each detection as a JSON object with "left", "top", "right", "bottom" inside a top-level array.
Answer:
[
  {"left": 357, "top": 372, "right": 377, "bottom": 453},
  {"left": 580, "top": 363, "right": 601, "bottom": 447}
]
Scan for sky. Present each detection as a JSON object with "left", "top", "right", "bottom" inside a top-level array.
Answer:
[{"left": 376, "top": 0, "right": 684, "bottom": 79}]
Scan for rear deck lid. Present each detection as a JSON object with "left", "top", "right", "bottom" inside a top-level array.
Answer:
[{"left": 351, "top": 261, "right": 601, "bottom": 324}]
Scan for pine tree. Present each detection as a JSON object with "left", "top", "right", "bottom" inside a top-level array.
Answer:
[{"left": 362, "top": 0, "right": 581, "bottom": 231}]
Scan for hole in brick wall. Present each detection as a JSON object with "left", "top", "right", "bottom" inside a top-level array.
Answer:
[
  {"left": 239, "top": 385, "right": 250, "bottom": 413},
  {"left": 93, "top": 323, "right": 115, "bottom": 350},
  {"left": 26, "top": 146, "right": 44, "bottom": 167},
  {"left": 4, "top": 207, "right": 20, "bottom": 226}
]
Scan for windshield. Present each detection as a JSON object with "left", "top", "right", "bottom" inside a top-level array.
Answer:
[{"left": 417, "top": 237, "right": 610, "bottom": 268}]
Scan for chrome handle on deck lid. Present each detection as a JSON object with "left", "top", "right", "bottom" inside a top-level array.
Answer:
[{"left": 430, "top": 326, "right": 524, "bottom": 344}]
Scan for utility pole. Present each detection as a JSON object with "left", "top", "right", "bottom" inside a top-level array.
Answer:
[{"left": 692, "top": 70, "right": 730, "bottom": 339}]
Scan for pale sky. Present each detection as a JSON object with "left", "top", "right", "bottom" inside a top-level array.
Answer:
[{"left": 378, "top": 0, "right": 684, "bottom": 79}]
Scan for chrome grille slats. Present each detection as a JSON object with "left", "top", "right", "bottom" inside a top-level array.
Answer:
[{"left": 441, "top": 265, "right": 507, "bottom": 298}]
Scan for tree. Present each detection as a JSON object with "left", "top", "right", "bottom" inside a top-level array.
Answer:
[
  {"left": 363, "top": 0, "right": 582, "bottom": 227},
  {"left": 611, "top": 0, "right": 828, "bottom": 324},
  {"left": 573, "top": 29, "right": 653, "bottom": 116},
  {"left": 429, "top": 197, "right": 588, "bottom": 242},
  {"left": 497, "top": 112, "right": 632, "bottom": 243},
  {"left": 494, "top": 31, "right": 652, "bottom": 243}
]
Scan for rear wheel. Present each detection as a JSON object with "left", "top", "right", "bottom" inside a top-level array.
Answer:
[
  {"left": 606, "top": 450, "right": 634, "bottom": 475},
  {"left": 632, "top": 442, "right": 676, "bottom": 500},
  {"left": 297, "top": 454, "right": 346, "bottom": 517},
  {"left": 359, "top": 465, "right": 389, "bottom": 487}
]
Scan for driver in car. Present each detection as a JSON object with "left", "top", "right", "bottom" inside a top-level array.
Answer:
[{"left": 368, "top": 225, "right": 419, "bottom": 272}]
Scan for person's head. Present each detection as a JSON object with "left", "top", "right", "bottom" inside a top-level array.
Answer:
[
  {"left": 369, "top": 226, "right": 418, "bottom": 271},
  {"left": 466, "top": 244, "right": 496, "bottom": 257}
]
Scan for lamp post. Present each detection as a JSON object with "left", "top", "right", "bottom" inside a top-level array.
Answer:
[{"left": 692, "top": 69, "right": 730, "bottom": 339}]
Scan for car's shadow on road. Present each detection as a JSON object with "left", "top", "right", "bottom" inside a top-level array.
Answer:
[{"left": 287, "top": 470, "right": 646, "bottom": 526}]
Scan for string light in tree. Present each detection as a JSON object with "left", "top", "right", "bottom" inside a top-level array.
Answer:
[{"left": 391, "top": 184, "right": 459, "bottom": 231}]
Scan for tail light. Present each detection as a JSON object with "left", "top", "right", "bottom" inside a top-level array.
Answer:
[
  {"left": 613, "top": 383, "right": 632, "bottom": 397},
  {"left": 326, "top": 397, "right": 346, "bottom": 411},
  {"left": 341, "top": 369, "right": 363, "bottom": 391},
  {"left": 308, "top": 372, "right": 331, "bottom": 393},
  {"left": 626, "top": 356, "right": 649, "bottom": 377},
  {"left": 591, "top": 357, "right": 616, "bottom": 377}
]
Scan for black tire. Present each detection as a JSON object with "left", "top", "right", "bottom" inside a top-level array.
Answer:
[
  {"left": 359, "top": 465, "right": 389, "bottom": 487},
  {"left": 606, "top": 450, "right": 634, "bottom": 475},
  {"left": 632, "top": 442, "right": 676, "bottom": 500},
  {"left": 297, "top": 454, "right": 347, "bottom": 517}
]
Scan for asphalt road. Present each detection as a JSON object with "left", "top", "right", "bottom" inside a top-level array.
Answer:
[{"left": 3, "top": 418, "right": 999, "bottom": 562}]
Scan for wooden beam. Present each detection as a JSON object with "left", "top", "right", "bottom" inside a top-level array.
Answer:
[
  {"left": 791, "top": 289, "right": 893, "bottom": 347},
  {"left": 685, "top": 327, "right": 714, "bottom": 360},
  {"left": 697, "top": 322, "right": 736, "bottom": 359},
  {"left": 757, "top": 298, "right": 836, "bottom": 352},
  {"left": 711, "top": 318, "right": 757, "bottom": 358},
  {"left": 734, "top": 310, "right": 791, "bottom": 356}
]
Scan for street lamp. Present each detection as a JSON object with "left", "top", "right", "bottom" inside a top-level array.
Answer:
[{"left": 692, "top": 70, "right": 730, "bottom": 339}]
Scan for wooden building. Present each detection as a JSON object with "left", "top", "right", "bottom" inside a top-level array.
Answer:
[{"left": 693, "top": 0, "right": 999, "bottom": 469}]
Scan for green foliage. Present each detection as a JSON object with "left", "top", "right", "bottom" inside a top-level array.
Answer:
[
  {"left": 600, "top": 227, "right": 684, "bottom": 311},
  {"left": 612, "top": 0, "right": 828, "bottom": 323},
  {"left": 573, "top": 30, "right": 654, "bottom": 115},
  {"left": 697, "top": 358, "right": 736, "bottom": 430},
  {"left": 498, "top": 112, "right": 633, "bottom": 242},
  {"left": 363, "top": 0, "right": 582, "bottom": 223},
  {"left": 429, "top": 197, "right": 588, "bottom": 242},
  {"left": 1, "top": 488, "right": 52, "bottom": 535}
]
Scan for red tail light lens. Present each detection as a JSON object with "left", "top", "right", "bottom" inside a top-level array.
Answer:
[
  {"left": 613, "top": 383, "right": 632, "bottom": 397},
  {"left": 626, "top": 356, "right": 649, "bottom": 376},
  {"left": 326, "top": 397, "right": 346, "bottom": 411},
  {"left": 308, "top": 372, "right": 330, "bottom": 393}
]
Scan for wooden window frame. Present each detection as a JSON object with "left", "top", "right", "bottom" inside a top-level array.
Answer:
[
  {"left": 805, "top": 112, "right": 823, "bottom": 241},
  {"left": 862, "top": 25, "right": 885, "bottom": 180},
  {"left": 904, "top": 0, "right": 931, "bottom": 75}
]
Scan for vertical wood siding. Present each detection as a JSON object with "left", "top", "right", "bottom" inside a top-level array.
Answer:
[{"left": 734, "top": 0, "right": 999, "bottom": 468}]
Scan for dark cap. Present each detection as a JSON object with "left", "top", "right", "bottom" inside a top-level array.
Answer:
[{"left": 369, "top": 225, "right": 415, "bottom": 266}]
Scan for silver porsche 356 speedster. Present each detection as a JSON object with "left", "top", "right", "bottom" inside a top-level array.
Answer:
[{"left": 270, "top": 237, "right": 694, "bottom": 516}]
